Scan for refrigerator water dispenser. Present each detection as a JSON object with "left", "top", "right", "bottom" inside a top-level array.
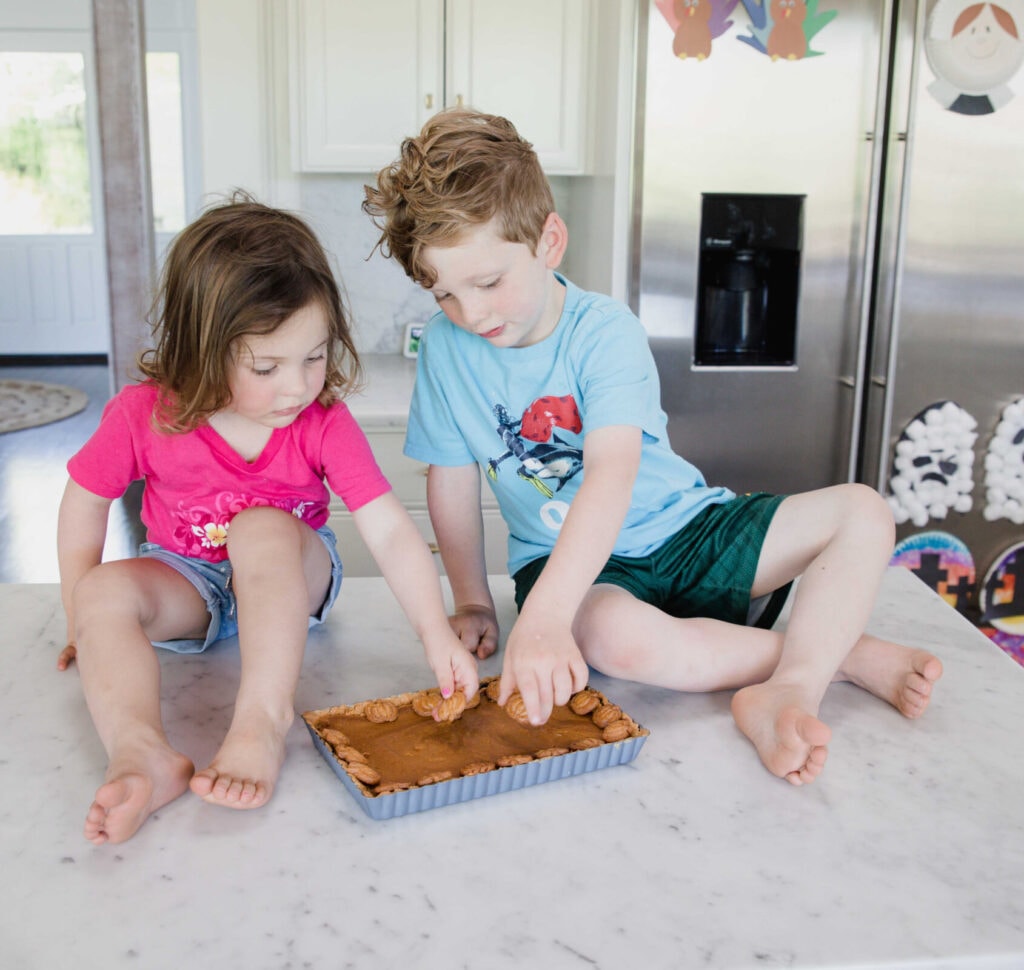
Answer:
[{"left": 694, "top": 193, "right": 804, "bottom": 367}]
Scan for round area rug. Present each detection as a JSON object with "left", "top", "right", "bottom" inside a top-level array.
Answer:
[{"left": 0, "top": 379, "right": 89, "bottom": 434}]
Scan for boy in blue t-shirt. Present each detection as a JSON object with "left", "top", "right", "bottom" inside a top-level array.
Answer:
[{"left": 363, "top": 109, "right": 942, "bottom": 786}]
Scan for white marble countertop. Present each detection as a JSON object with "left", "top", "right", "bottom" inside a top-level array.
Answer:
[
  {"left": 344, "top": 353, "right": 417, "bottom": 428},
  {"left": 2, "top": 568, "right": 1023, "bottom": 970}
]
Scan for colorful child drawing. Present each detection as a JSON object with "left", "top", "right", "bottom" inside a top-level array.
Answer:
[
  {"left": 737, "top": 0, "right": 837, "bottom": 59},
  {"left": 655, "top": 0, "right": 741, "bottom": 60}
]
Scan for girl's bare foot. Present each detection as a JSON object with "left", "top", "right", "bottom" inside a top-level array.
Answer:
[
  {"left": 85, "top": 747, "right": 194, "bottom": 845},
  {"left": 731, "top": 682, "right": 832, "bottom": 785},
  {"left": 189, "top": 711, "right": 292, "bottom": 809},
  {"left": 835, "top": 637, "right": 943, "bottom": 718}
]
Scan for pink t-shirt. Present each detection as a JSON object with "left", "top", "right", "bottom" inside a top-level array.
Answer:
[{"left": 68, "top": 382, "right": 391, "bottom": 562}]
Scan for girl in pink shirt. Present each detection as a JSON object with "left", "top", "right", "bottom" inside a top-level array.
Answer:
[{"left": 57, "top": 194, "right": 481, "bottom": 846}]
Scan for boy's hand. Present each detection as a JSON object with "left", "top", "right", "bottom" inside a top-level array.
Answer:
[
  {"left": 424, "top": 630, "right": 481, "bottom": 702},
  {"left": 498, "top": 618, "right": 588, "bottom": 726},
  {"left": 57, "top": 642, "right": 77, "bottom": 670},
  {"left": 448, "top": 604, "right": 499, "bottom": 659}
]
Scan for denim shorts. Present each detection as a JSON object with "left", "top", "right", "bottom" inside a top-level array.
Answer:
[
  {"left": 139, "top": 524, "right": 344, "bottom": 653},
  {"left": 513, "top": 492, "right": 792, "bottom": 629}
]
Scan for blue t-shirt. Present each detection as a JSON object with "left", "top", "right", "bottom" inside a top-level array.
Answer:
[{"left": 405, "top": 275, "right": 734, "bottom": 575}]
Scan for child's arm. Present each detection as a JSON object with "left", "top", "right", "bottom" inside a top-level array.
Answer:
[
  {"left": 499, "top": 424, "right": 642, "bottom": 725},
  {"left": 426, "top": 463, "right": 499, "bottom": 659},
  {"left": 56, "top": 478, "right": 114, "bottom": 669},
  {"left": 352, "top": 490, "right": 480, "bottom": 698}
]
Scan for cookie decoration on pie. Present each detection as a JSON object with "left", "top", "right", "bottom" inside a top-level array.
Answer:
[
  {"left": 503, "top": 692, "right": 532, "bottom": 726},
  {"left": 592, "top": 704, "right": 622, "bottom": 729},
  {"left": 303, "top": 679, "right": 650, "bottom": 816},
  {"left": 435, "top": 691, "right": 467, "bottom": 722},
  {"left": 461, "top": 761, "right": 497, "bottom": 776},
  {"left": 602, "top": 719, "right": 632, "bottom": 742},
  {"left": 569, "top": 689, "right": 601, "bottom": 715},
  {"left": 364, "top": 699, "right": 400, "bottom": 723}
]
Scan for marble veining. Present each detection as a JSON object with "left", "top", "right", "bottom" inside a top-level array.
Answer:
[
  {"left": 344, "top": 353, "right": 419, "bottom": 428},
  {"left": 1, "top": 569, "right": 1023, "bottom": 969}
]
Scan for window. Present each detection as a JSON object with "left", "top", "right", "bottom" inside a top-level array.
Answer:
[
  {"left": 0, "top": 50, "right": 92, "bottom": 234},
  {"left": 146, "top": 49, "right": 186, "bottom": 233}
]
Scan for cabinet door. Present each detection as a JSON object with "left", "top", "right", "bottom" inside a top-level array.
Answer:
[
  {"left": 289, "top": 0, "right": 443, "bottom": 172},
  {"left": 445, "top": 0, "right": 590, "bottom": 173}
]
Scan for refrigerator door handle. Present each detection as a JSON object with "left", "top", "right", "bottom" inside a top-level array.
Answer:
[
  {"left": 845, "top": 0, "right": 901, "bottom": 484},
  {"left": 866, "top": 0, "right": 927, "bottom": 494}
]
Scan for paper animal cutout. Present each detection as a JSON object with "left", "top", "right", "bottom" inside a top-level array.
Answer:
[
  {"left": 887, "top": 401, "right": 977, "bottom": 528},
  {"left": 654, "top": 0, "right": 741, "bottom": 60},
  {"left": 737, "top": 0, "right": 837, "bottom": 59}
]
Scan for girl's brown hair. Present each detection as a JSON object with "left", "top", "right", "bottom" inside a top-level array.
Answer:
[
  {"left": 139, "top": 192, "right": 361, "bottom": 431},
  {"left": 362, "top": 109, "right": 555, "bottom": 287}
]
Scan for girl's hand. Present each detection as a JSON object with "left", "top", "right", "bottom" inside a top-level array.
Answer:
[
  {"left": 57, "top": 642, "right": 78, "bottom": 671},
  {"left": 448, "top": 604, "right": 499, "bottom": 659},
  {"left": 424, "top": 631, "right": 481, "bottom": 702}
]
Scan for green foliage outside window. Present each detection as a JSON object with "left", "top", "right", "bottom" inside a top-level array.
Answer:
[{"left": 0, "top": 52, "right": 92, "bottom": 234}]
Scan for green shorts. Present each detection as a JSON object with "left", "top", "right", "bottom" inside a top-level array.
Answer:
[{"left": 512, "top": 492, "right": 791, "bottom": 629}]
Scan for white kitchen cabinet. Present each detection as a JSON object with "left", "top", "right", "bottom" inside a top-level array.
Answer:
[
  {"left": 328, "top": 426, "right": 510, "bottom": 578},
  {"left": 288, "top": 0, "right": 592, "bottom": 174}
]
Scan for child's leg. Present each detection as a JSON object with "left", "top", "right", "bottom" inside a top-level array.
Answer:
[
  {"left": 71, "top": 559, "right": 212, "bottom": 845},
  {"left": 575, "top": 582, "right": 939, "bottom": 712},
  {"left": 573, "top": 584, "right": 785, "bottom": 691},
  {"left": 189, "top": 507, "right": 332, "bottom": 808},
  {"left": 731, "top": 484, "right": 942, "bottom": 784}
]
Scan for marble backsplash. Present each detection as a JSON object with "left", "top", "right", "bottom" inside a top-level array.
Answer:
[{"left": 298, "top": 175, "right": 574, "bottom": 356}]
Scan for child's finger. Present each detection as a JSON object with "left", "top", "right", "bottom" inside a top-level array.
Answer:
[
  {"left": 432, "top": 660, "right": 455, "bottom": 699},
  {"left": 522, "top": 675, "right": 554, "bottom": 726},
  {"left": 473, "top": 625, "right": 499, "bottom": 659},
  {"left": 497, "top": 665, "right": 518, "bottom": 706},
  {"left": 57, "top": 643, "right": 77, "bottom": 670},
  {"left": 454, "top": 657, "right": 480, "bottom": 700}
]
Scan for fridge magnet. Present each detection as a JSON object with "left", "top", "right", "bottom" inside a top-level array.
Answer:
[
  {"left": 402, "top": 323, "right": 423, "bottom": 359},
  {"left": 890, "top": 530, "right": 976, "bottom": 613},
  {"left": 925, "top": 0, "right": 1024, "bottom": 115},
  {"left": 736, "top": 0, "right": 837, "bottom": 60},
  {"left": 978, "top": 540, "right": 1024, "bottom": 666},
  {"left": 886, "top": 401, "right": 977, "bottom": 528},
  {"left": 654, "top": 0, "right": 740, "bottom": 61},
  {"left": 982, "top": 398, "right": 1024, "bottom": 524}
]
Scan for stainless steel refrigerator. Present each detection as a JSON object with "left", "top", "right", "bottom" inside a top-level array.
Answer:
[{"left": 631, "top": 0, "right": 1024, "bottom": 619}]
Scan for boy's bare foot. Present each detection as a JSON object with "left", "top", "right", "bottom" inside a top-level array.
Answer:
[
  {"left": 189, "top": 712, "right": 292, "bottom": 809},
  {"left": 835, "top": 637, "right": 943, "bottom": 718},
  {"left": 85, "top": 748, "right": 194, "bottom": 845},
  {"left": 730, "top": 682, "right": 832, "bottom": 785}
]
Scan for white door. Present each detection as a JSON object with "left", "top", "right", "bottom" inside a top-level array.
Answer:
[
  {"left": 0, "top": 0, "right": 200, "bottom": 358},
  {"left": 0, "top": 30, "right": 110, "bottom": 355}
]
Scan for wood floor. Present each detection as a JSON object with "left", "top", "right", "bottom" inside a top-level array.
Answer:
[{"left": 0, "top": 364, "right": 144, "bottom": 583}]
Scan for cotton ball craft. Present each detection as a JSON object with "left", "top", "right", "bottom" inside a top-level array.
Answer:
[
  {"left": 887, "top": 401, "right": 977, "bottom": 528},
  {"left": 983, "top": 399, "right": 1024, "bottom": 525}
]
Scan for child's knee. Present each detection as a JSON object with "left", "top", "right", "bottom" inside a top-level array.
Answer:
[
  {"left": 71, "top": 561, "right": 143, "bottom": 634},
  {"left": 226, "top": 506, "right": 304, "bottom": 554},
  {"left": 843, "top": 483, "right": 895, "bottom": 545}
]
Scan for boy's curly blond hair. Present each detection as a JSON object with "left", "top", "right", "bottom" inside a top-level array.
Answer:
[{"left": 363, "top": 109, "right": 555, "bottom": 287}]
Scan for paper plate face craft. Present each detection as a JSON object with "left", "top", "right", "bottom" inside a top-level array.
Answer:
[
  {"left": 979, "top": 541, "right": 1024, "bottom": 633},
  {"left": 925, "top": 0, "right": 1024, "bottom": 114}
]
